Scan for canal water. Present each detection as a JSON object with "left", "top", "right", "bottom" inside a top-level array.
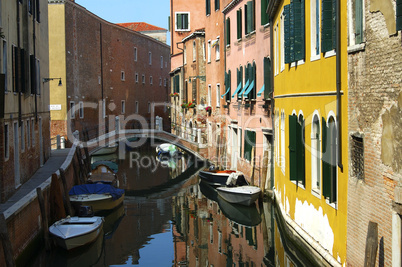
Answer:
[{"left": 29, "top": 138, "right": 316, "bottom": 267}]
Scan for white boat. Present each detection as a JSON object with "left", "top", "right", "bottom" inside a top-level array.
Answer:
[
  {"left": 69, "top": 184, "right": 125, "bottom": 213},
  {"left": 216, "top": 186, "right": 261, "bottom": 206},
  {"left": 92, "top": 144, "right": 118, "bottom": 156},
  {"left": 49, "top": 216, "right": 104, "bottom": 250}
]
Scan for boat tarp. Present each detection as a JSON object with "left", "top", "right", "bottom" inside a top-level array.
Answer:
[{"left": 69, "top": 184, "right": 124, "bottom": 200}]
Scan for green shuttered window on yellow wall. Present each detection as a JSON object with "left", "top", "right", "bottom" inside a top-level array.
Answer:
[
  {"left": 397, "top": 0, "right": 402, "bottom": 31},
  {"left": 284, "top": 0, "right": 305, "bottom": 64}
]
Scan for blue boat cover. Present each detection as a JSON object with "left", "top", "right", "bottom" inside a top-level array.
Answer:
[{"left": 69, "top": 184, "right": 124, "bottom": 200}]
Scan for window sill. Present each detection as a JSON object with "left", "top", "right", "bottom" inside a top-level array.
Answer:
[
  {"left": 324, "top": 50, "right": 336, "bottom": 58},
  {"left": 311, "top": 189, "right": 321, "bottom": 199},
  {"left": 290, "top": 59, "right": 305, "bottom": 68},
  {"left": 347, "top": 43, "right": 365, "bottom": 54},
  {"left": 291, "top": 180, "right": 305, "bottom": 190},
  {"left": 325, "top": 199, "right": 337, "bottom": 210},
  {"left": 310, "top": 54, "right": 320, "bottom": 62}
]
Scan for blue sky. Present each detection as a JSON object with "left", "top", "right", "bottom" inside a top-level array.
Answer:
[{"left": 75, "top": 0, "right": 170, "bottom": 44}]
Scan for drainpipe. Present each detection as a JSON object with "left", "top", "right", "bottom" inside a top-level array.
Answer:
[
  {"left": 269, "top": 5, "right": 275, "bottom": 191},
  {"left": 17, "top": 0, "right": 22, "bottom": 125},
  {"left": 33, "top": 0, "right": 37, "bottom": 120},
  {"left": 336, "top": 0, "right": 343, "bottom": 171}
]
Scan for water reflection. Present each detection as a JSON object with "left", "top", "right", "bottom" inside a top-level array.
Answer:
[{"left": 30, "top": 138, "right": 317, "bottom": 267}]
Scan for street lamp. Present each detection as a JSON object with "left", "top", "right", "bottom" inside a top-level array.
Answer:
[{"left": 43, "top": 78, "right": 62, "bottom": 86}]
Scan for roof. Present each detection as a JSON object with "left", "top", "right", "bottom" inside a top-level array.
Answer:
[{"left": 117, "top": 22, "right": 166, "bottom": 32}]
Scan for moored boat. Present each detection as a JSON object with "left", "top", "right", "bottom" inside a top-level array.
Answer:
[
  {"left": 198, "top": 169, "right": 247, "bottom": 186},
  {"left": 49, "top": 216, "right": 104, "bottom": 250},
  {"left": 216, "top": 185, "right": 261, "bottom": 206},
  {"left": 156, "top": 143, "right": 182, "bottom": 157},
  {"left": 69, "top": 184, "right": 124, "bottom": 213},
  {"left": 92, "top": 144, "right": 118, "bottom": 156}
]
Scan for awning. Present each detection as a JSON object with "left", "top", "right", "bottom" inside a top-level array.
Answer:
[
  {"left": 238, "top": 80, "right": 250, "bottom": 97},
  {"left": 257, "top": 84, "right": 265, "bottom": 97},
  {"left": 243, "top": 80, "right": 255, "bottom": 98},
  {"left": 231, "top": 83, "right": 242, "bottom": 98},
  {"left": 221, "top": 87, "right": 230, "bottom": 99}
]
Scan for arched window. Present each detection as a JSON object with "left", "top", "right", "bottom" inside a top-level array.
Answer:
[
  {"left": 322, "top": 115, "right": 337, "bottom": 204},
  {"left": 311, "top": 114, "right": 321, "bottom": 194}
]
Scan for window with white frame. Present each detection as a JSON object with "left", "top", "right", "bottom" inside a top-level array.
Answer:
[
  {"left": 149, "top": 52, "right": 152, "bottom": 65},
  {"left": 208, "top": 85, "right": 212, "bottom": 106},
  {"left": 135, "top": 101, "right": 139, "bottom": 114},
  {"left": 311, "top": 0, "right": 321, "bottom": 61},
  {"left": 207, "top": 40, "right": 211, "bottom": 63},
  {"left": 161, "top": 56, "right": 163, "bottom": 68},
  {"left": 215, "top": 38, "right": 220, "bottom": 61},
  {"left": 142, "top": 74, "right": 145, "bottom": 84},
  {"left": 135, "top": 72, "right": 139, "bottom": 83},
  {"left": 193, "top": 41, "right": 196, "bottom": 62},
  {"left": 175, "top": 12, "right": 190, "bottom": 31},
  {"left": 164, "top": 78, "right": 167, "bottom": 87},
  {"left": 134, "top": 47, "right": 137, "bottom": 61},
  {"left": 148, "top": 102, "right": 151, "bottom": 113},
  {"left": 79, "top": 101, "right": 84, "bottom": 118},
  {"left": 150, "top": 76, "right": 153, "bottom": 85},
  {"left": 280, "top": 13, "right": 285, "bottom": 72},
  {"left": 348, "top": 0, "right": 364, "bottom": 49},
  {"left": 159, "top": 77, "right": 162, "bottom": 86},
  {"left": 202, "top": 42, "right": 206, "bottom": 61},
  {"left": 280, "top": 110, "right": 285, "bottom": 174},
  {"left": 121, "top": 71, "right": 125, "bottom": 81},
  {"left": 70, "top": 101, "right": 75, "bottom": 119},
  {"left": 216, "top": 84, "right": 220, "bottom": 107},
  {"left": 4, "top": 123, "right": 9, "bottom": 160},
  {"left": 311, "top": 114, "right": 321, "bottom": 194},
  {"left": 121, "top": 100, "right": 125, "bottom": 114}
]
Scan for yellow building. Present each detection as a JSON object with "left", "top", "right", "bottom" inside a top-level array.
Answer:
[{"left": 268, "top": 0, "right": 348, "bottom": 265}]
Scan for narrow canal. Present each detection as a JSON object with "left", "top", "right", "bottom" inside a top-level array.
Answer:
[{"left": 29, "top": 138, "right": 316, "bottom": 267}]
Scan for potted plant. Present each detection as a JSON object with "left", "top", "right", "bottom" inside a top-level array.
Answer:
[
  {"left": 170, "top": 92, "right": 179, "bottom": 97},
  {"left": 205, "top": 106, "right": 212, "bottom": 115}
]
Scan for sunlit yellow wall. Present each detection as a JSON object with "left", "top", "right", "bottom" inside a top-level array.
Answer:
[
  {"left": 272, "top": 0, "right": 348, "bottom": 264},
  {"left": 48, "top": 4, "right": 67, "bottom": 121}
]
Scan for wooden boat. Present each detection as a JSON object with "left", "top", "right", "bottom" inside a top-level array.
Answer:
[
  {"left": 69, "top": 184, "right": 125, "bottom": 213},
  {"left": 49, "top": 216, "right": 104, "bottom": 250},
  {"left": 92, "top": 144, "right": 118, "bottom": 156},
  {"left": 198, "top": 169, "right": 248, "bottom": 186},
  {"left": 216, "top": 185, "right": 261, "bottom": 206},
  {"left": 91, "top": 161, "right": 118, "bottom": 173}
]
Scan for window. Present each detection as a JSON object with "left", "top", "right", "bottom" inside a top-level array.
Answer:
[
  {"left": 202, "top": 42, "right": 206, "bottom": 60},
  {"left": 216, "top": 84, "right": 220, "bottom": 107},
  {"left": 215, "top": 0, "right": 220, "bottom": 11},
  {"left": 311, "top": 0, "right": 321, "bottom": 60},
  {"left": 161, "top": 56, "right": 163, "bottom": 68},
  {"left": 261, "top": 0, "right": 270, "bottom": 25},
  {"left": 12, "top": 45, "right": 18, "bottom": 92},
  {"left": 27, "top": 120, "right": 30, "bottom": 148},
  {"left": 2, "top": 41, "right": 7, "bottom": 93},
  {"left": 149, "top": 52, "right": 152, "bottom": 65},
  {"left": 29, "top": 0, "right": 33, "bottom": 14},
  {"left": 121, "top": 100, "right": 125, "bottom": 114},
  {"left": 311, "top": 115, "right": 321, "bottom": 194},
  {"left": 280, "top": 111, "right": 285, "bottom": 174},
  {"left": 237, "top": 66, "right": 243, "bottom": 99},
  {"left": 322, "top": 116, "right": 337, "bottom": 204},
  {"left": 351, "top": 133, "right": 364, "bottom": 180},
  {"left": 398, "top": 0, "right": 402, "bottom": 31},
  {"left": 4, "top": 123, "right": 9, "bottom": 160},
  {"left": 263, "top": 57, "right": 272, "bottom": 99},
  {"left": 21, "top": 121, "right": 25, "bottom": 152},
  {"left": 79, "top": 101, "right": 84, "bottom": 118},
  {"left": 173, "top": 75, "right": 180, "bottom": 93},
  {"left": 275, "top": 113, "right": 279, "bottom": 165},
  {"left": 288, "top": 114, "right": 305, "bottom": 186},
  {"left": 35, "top": 0, "right": 40, "bottom": 22},
  {"left": 274, "top": 24, "right": 279, "bottom": 75},
  {"left": 206, "top": 0, "right": 211, "bottom": 16},
  {"left": 225, "top": 70, "right": 231, "bottom": 102},
  {"left": 176, "top": 12, "right": 190, "bottom": 31},
  {"left": 208, "top": 85, "right": 211, "bottom": 106},
  {"left": 284, "top": 0, "right": 305, "bottom": 64},
  {"left": 31, "top": 119, "right": 35, "bottom": 147},
  {"left": 159, "top": 77, "right": 162, "bottom": 86},
  {"left": 148, "top": 102, "right": 151, "bottom": 113},
  {"left": 207, "top": 40, "right": 211, "bottom": 63},
  {"left": 70, "top": 101, "right": 75, "bottom": 119},
  {"left": 35, "top": 58, "right": 40, "bottom": 95},
  {"left": 226, "top": 18, "right": 231, "bottom": 46},
  {"left": 184, "top": 44, "right": 187, "bottom": 65},
  {"left": 135, "top": 101, "right": 139, "bottom": 114},
  {"left": 150, "top": 76, "right": 153, "bottom": 85},
  {"left": 280, "top": 13, "right": 285, "bottom": 71},
  {"left": 348, "top": 0, "right": 364, "bottom": 48},
  {"left": 237, "top": 9, "right": 243, "bottom": 39},
  {"left": 134, "top": 47, "right": 137, "bottom": 61},
  {"left": 142, "top": 74, "right": 145, "bottom": 84},
  {"left": 321, "top": 0, "right": 336, "bottom": 54},
  {"left": 164, "top": 78, "right": 167, "bottom": 87},
  {"left": 215, "top": 38, "right": 220, "bottom": 61},
  {"left": 135, "top": 73, "right": 139, "bottom": 83},
  {"left": 244, "top": 130, "right": 256, "bottom": 161},
  {"left": 244, "top": 0, "right": 255, "bottom": 35},
  {"left": 121, "top": 71, "right": 125, "bottom": 81},
  {"left": 193, "top": 41, "right": 196, "bottom": 62}
]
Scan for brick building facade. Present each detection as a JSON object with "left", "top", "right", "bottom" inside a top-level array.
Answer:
[{"left": 347, "top": 0, "right": 402, "bottom": 266}]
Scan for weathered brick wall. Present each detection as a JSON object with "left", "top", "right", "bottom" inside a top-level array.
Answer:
[{"left": 347, "top": 1, "right": 402, "bottom": 266}]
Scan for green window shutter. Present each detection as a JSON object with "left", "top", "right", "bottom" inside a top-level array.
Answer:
[
  {"left": 289, "top": 115, "right": 298, "bottom": 181},
  {"left": 245, "top": 5, "right": 249, "bottom": 35},
  {"left": 237, "top": 10, "right": 242, "bottom": 39},
  {"left": 175, "top": 75, "right": 180, "bottom": 93},
  {"left": 226, "top": 70, "right": 231, "bottom": 102},
  {"left": 264, "top": 57, "right": 271, "bottom": 99},
  {"left": 293, "top": 0, "right": 305, "bottom": 61},
  {"left": 321, "top": 0, "right": 332, "bottom": 52},
  {"left": 284, "top": 5, "right": 291, "bottom": 64},
  {"left": 398, "top": 0, "right": 402, "bottom": 31},
  {"left": 322, "top": 117, "right": 331, "bottom": 199},
  {"left": 355, "top": 0, "right": 363, "bottom": 44},
  {"left": 206, "top": 0, "right": 211, "bottom": 16},
  {"left": 168, "top": 16, "right": 171, "bottom": 32},
  {"left": 238, "top": 66, "right": 243, "bottom": 99},
  {"left": 289, "top": 1, "right": 295, "bottom": 63},
  {"left": 251, "top": 62, "right": 256, "bottom": 99},
  {"left": 331, "top": 0, "right": 336, "bottom": 50},
  {"left": 215, "top": 0, "right": 220, "bottom": 10},
  {"left": 249, "top": 0, "right": 255, "bottom": 32},
  {"left": 177, "top": 14, "right": 182, "bottom": 30},
  {"left": 296, "top": 119, "right": 305, "bottom": 185},
  {"left": 226, "top": 18, "right": 231, "bottom": 46},
  {"left": 183, "top": 14, "right": 188, "bottom": 30},
  {"left": 261, "top": 0, "right": 269, "bottom": 25}
]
